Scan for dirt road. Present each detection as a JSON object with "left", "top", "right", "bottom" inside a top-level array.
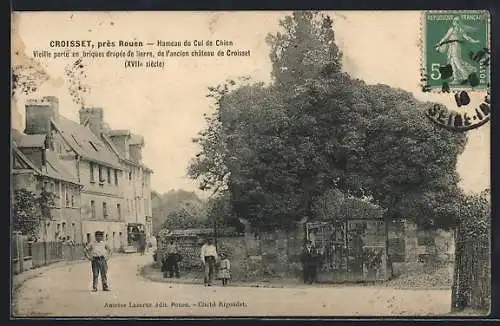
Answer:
[{"left": 13, "top": 253, "right": 452, "bottom": 317}]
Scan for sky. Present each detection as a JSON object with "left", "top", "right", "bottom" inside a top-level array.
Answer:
[{"left": 11, "top": 11, "right": 490, "bottom": 196}]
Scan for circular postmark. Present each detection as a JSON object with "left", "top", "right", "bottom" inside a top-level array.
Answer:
[{"left": 425, "top": 90, "right": 490, "bottom": 131}]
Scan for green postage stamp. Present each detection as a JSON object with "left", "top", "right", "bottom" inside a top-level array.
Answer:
[{"left": 422, "top": 11, "right": 490, "bottom": 92}]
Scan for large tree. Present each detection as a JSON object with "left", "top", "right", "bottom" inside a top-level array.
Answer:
[
  {"left": 189, "top": 11, "right": 466, "bottom": 231},
  {"left": 188, "top": 11, "right": 487, "bottom": 313}
]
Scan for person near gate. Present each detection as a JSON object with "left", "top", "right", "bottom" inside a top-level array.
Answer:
[
  {"left": 85, "top": 230, "right": 112, "bottom": 292},
  {"left": 217, "top": 252, "right": 231, "bottom": 286},
  {"left": 138, "top": 231, "right": 147, "bottom": 255},
  {"left": 162, "top": 239, "right": 181, "bottom": 278},
  {"left": 300, "top": 240, "right": 320, "bottom": 284},
  {"left": 200, "top": 238, "right": 218, "bottom": 286}
]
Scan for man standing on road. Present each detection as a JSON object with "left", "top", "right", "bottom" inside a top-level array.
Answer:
[
  {"left": 138, "top": 231, "right": 147, "bottom": 255},
  {"left": 200, "top": 238, "right": 218, "bottom": 286},
  {"left": 85, "top": 230, "right": 112, "bottom": 292},
  {"left": 301, "top": 240, "right": 320, "bottom": 284}
]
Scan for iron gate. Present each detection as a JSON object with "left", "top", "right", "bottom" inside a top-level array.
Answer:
[{"left": 306, "top": 219, "right": 388, "bottom": 282}]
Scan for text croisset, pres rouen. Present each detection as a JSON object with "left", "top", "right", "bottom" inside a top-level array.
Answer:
[{"left": 48, "top": 39, "right": 237, "bottom": 48}]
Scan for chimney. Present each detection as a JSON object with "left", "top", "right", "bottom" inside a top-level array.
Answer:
[
  {"left": 24, "top": 96, "right": 59, "bottom": 135},
  {"left": 108, "top": 130, "right": 131, "bottom": 159},
  {"left": 129, "top": 135, "right": 144, "bottom": 163},
  {"left": 79, "top": 107, "right": 104, "bottom": 137}
]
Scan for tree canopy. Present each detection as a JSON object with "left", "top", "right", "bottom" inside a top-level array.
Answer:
[{"left": 188, "top": 11, "right": 468, "bottom": 231}]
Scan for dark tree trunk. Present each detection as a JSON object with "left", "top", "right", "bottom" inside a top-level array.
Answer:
[{"left": 451, "top": 222, "right": 490, "bottom": 312}]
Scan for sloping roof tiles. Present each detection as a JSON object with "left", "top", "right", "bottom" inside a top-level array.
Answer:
[
  {"left": 12, "top": 141, "right": 80, "bottom": 185},
  {"left": 52, "top": 116, "right": 122, "bottom": 169},
  {"left": 12, "top": 129, "right": 46, "bottom": 148},
  {"left": 44, "top": 150, "right": 80, "bottom": 184}
]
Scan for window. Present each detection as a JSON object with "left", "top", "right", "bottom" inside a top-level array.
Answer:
[
  {"left": 71, "top": 135, "right": 82, "bottom": 147},
  {"left": 107, "top": 167, "right": 111, "bottom": 184},
  {"left": 89, "top": 141, "right": 99, "bottom": 151},
  {"left": 65, "top": 185, "right": 70, "bottom": 207},
  {"left": 71, "top": 188, "right": 75, "bottom": 207},
  {"left": 62, "top": 222, "right": 66, "bottom": 234},
  {"left": 114, "top": 170, "right": 119, "bottom": 186},
  {"left": 128, "top": 171, "right": 132, "bottom": 181},
  {"left": 91, "top": 200, "right": 96, "bottom": 218},
  {"left": 90, "top": 162, "right": 95, "bottom": 182},
  {"left": 117, "top": 204, "right": 121, "bottom": 219},
  {"left": 86, "top": 233, "right": 91, "bottom": 244},
  {"left": 98, "top": 165, "right": 104, "bottom": 183},
  {"left": 103, "top": 202, "right": 108, "bottom": 218},
  {"left": 72, "top": 222, "right": 76, "bottom": 241}
]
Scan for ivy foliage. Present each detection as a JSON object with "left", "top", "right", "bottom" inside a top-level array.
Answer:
[{"left": 12, "top": 187, "right": 55, "bottom": 237}]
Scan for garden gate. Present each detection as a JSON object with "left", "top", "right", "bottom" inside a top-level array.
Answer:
[{"left": 306, "top": 218, "right": 389, "bottom": 282}]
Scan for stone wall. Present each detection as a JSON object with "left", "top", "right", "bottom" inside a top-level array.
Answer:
[
  {"left": 158, "top": 223, "right": 306, "bottom": 281},
  {"left": 390, "top": 219, "right": 455, "bottom": 277}
]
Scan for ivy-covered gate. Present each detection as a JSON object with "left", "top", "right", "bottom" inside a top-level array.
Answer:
[{"left": 306, "top": 218, "right": 389, "bottom": 282}]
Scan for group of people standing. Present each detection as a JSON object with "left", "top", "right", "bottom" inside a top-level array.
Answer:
[
  {"left": 160, "top": 237, "right": 231, "bottom": 286},
  {"left": 200, "top": 238, "right": 231, "bottom": 286},
  {"left": 84, "top": 230, "right": 322, "bottom": 292}
]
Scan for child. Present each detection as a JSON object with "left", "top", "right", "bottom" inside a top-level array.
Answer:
[{"left": 217, "top": 253, "right": 231, "bottom": 286}]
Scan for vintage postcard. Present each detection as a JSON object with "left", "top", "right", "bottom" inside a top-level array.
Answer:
[{"left": 11, "top": 11, "right": 491, "bottom": 317}]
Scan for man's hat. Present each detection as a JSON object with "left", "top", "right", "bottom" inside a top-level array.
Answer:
[{"left": 95, "top": 230, "right": 104, "bottom": 236}]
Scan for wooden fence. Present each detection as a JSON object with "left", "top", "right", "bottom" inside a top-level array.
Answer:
[{"left": 12, "top": 233, "right": 86, "bottom": 274}]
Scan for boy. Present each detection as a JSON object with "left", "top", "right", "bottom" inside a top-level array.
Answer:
[
  {"left": 163, "top": 239, "right": 181, "bottom": 278},
  {"left": 85, "top": 231, "right": 112, "bottom": 292}
]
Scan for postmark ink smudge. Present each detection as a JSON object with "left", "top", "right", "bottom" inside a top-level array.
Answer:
[{"left": 454, "top": 91, "right": 470, "bottom": 107}]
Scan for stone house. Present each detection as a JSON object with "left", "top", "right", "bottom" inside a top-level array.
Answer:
[
  {"left": 20, "top": 96, "right": 153, "bottom": 251},
  {"left": 12, "top": 130, "right": 83, "bottom": 242},
  {"left": 104, "top": 129, "right": 153, "bottom": 248}
]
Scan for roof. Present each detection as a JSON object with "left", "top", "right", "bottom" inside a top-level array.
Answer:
[
  {"left": 44, "top": 150, "right": 80, "bottom": 185},
  {"left": 11, "top": 129, "right": 24, "bottom": 143},
  {"left": 12, "top": 129, "right": 46, "bottom": 148},
  {"left": 108, "top": 129, "right": 131, "bottom": 137},
  {"left": 12, "top": 145, "right": 39, "bottom": 171},
  {"left": 12, "top": 143, "right": 81, "bottom": 185},
  {"left": 52, "top": 116, "right": 122, "bottom": 170}
]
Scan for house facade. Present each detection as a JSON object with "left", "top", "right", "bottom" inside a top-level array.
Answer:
[
  {"left": 19, "top": 96, "right": 153, "bottom": 251},
  {"left": 12, "top": 130, "right": 83, "bottom": 242}
]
